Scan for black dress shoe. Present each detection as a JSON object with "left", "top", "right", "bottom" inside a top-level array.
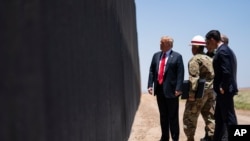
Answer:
[{"left": 200, "top": 136, "right": 212, "bottom": 141}]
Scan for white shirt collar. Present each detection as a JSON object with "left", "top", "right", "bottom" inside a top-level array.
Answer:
[
  {"left": 217, "top": 42, "right": 223, "bottom": 49},
  {"left": 163, "top": 49, "right": 172, "bottom": 57}
]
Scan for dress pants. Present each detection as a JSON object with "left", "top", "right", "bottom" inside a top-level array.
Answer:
[
  {"left": 213, "top": 93, "right": 237, "bottom": 141},
  {"left": 156, "top": 84, "right": 179, "bottom": 141}
]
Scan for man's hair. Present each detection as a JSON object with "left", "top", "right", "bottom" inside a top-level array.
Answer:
[
  {"left": 205, "top": 30, "right": 221, "bottom": 42},
  {"left": 161, "top": 36, "right": 174, "bottom": 47},
  {"left": 221, "top": 34, "right": 229, "bottom": 45}
]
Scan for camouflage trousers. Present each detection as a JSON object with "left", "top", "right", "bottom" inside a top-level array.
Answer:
[{"left": 183, "top": 89, "right": 215, "bottom": 139}]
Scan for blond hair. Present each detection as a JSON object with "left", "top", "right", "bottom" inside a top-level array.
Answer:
[{"left": 161, "top": 36, "right": 174, "bottom": 47}]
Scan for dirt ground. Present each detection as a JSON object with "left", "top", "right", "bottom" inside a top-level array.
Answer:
[{"left": 128, "top": 93, "right": 250, "bottom": 141}]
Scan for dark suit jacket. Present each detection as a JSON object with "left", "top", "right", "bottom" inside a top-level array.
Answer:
[
  {"left": 148, "top": 50, "right": 184, "bottom": 98},
  {"left": 213, "top": 44, "right": 238, "bottom": 95}
]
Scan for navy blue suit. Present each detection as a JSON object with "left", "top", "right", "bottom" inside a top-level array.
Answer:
[
  {"left": 148, "top": 50, "right": 184, "bottom": 98},
  {"left": 212, "top": 44, "right": 238, "bottom": 141},
  {"left": 148, "top": 50, "right": 184, "bottom": 141}
]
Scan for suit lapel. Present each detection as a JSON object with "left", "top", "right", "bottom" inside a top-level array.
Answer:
[
  {"left": 156, "top": 52, "right": 162, "bottom": 74},
  {"left": 214, "top": 44, "right": 225, "bottom": 58}
]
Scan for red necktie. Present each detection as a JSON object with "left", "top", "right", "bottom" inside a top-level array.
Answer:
[{"left": 158, "top": 53, "right": 166, "bottom": 84}]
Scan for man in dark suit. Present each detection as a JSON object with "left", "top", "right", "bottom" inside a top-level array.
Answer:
[
  {"left": 148, "top": 36, "right": 184, "bottom": 141},
  {"left": 205, "top": 30, "right": 238, "bottom": 141}
]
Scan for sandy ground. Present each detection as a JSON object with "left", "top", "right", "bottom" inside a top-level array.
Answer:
[{"left": 128, "top": 93, "right": 250, "bottom": 141}]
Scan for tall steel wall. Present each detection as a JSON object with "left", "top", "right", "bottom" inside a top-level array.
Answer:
[{"left": 0, "top": 0, "right": 140, "bottom": 141}]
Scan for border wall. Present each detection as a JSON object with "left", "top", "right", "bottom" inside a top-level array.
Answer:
[{"left": 0, "top": 0, "right": 140, "bottom": 141}]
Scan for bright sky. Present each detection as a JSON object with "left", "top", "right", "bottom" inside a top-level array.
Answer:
[{"left": 135, "top": 0, "right": 250, "bottom": 92}]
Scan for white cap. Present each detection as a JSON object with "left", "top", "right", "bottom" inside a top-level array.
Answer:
[{"left": 190, "top": 35, "right": 206, "bottom": 46}]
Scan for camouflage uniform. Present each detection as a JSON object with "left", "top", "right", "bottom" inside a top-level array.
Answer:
[{"left": 183, "top": 54, "right": 215, "bottom": 141}]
